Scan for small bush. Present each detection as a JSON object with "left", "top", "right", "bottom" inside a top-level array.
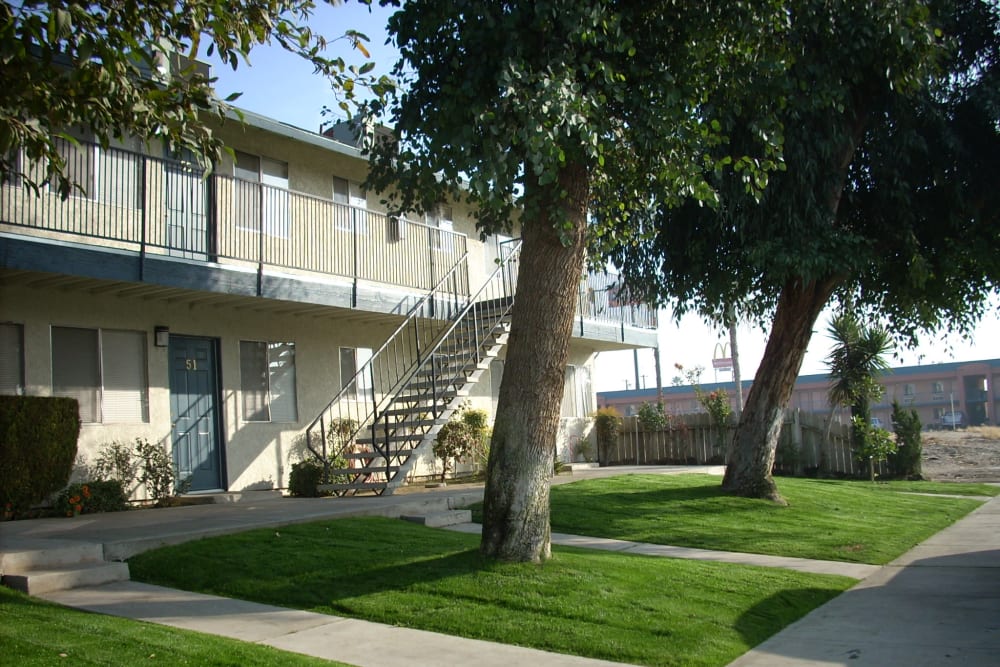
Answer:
[
  {"left": 54, "top": 480, "right": 128, "bottom": 517},
  {"left": 0, "top": 396, "right": 80, "bottom": 515},
  {"left": 289, "top": 460, "right": 325, "bottom": 497},
  {"left": 637, "top": 403, "right": 669, "bottom": 431},
  {"left": 93, "top": 440, "right": 138, "bottom": 490},
  {"left": 592, "top": 407, "right": 621, "bottom": 463},
  {"left": 434, "top": 420, "right": 478, "bottom": 481},
  {"left": 852, "top": 416, "right": 897, "bottom": 481},
  {"left": 134, "top": 438, "right": 176, "bottom": 503}
]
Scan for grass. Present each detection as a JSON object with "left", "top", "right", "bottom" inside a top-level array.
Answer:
[
  {"left": 539, "top": 474, "right": 987, "bottom": 564},
  {"left": 876, "top": 479, "right": 1000, "bottom": 496},
  {"left": 129, "top": 517, "right": 854, "bottom": 667},
  {"left": 0, "top": 586, "right": 350, "bottom": 667}
]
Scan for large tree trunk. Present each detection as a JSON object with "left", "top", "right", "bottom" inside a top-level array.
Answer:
[
  {"left": 480, "top": 163, "right": 588, "bottom": 563},
  {"left": 722, "top": 276, "right": 837, "bottom": 503}
]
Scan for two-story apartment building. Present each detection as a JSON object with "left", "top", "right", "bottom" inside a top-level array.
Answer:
[
  {"left": 0, "top": 106, "right": 657, "bottom": 497},
  {"left": 597, "top": 358, "right": 999, "bottom": 428}
]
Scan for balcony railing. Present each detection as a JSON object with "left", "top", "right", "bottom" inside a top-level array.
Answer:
[
  {"left": 1, "top": 139, "right": 468, "bottom": 296},
  {"left": 1, "top": 138, "right": 657, "bottom": 330}
]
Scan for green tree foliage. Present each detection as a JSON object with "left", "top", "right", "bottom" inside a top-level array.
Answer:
[
  {"left": 826, "top": 308, "right": 893, "bottom": 458},
  {"left": 605, "top": 0, "right": 1000, "bottom": 502},
  {"left": 889, "top": 400, "right": 923, "bottom": 479},
  {"left": 0, "top": 0, "right": 392, "bottom": 195},
  {"left": 366, "top": 0, "right": 788, "bottom": 561}
]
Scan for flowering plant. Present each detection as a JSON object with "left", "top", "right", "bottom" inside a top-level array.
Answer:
[{"left": 54, "top": 480, "right": 128, "bottom": 517}]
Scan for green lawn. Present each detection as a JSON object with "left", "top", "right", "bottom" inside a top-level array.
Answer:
[
  {"left": 129, "top": 517, "right": 854, "bottom": 667},
  {"left": 0, "top": 586, "right": 351, "bottom": 667},
  {"left": 543, "top": 474, "right": 988, "bottom": 564}
]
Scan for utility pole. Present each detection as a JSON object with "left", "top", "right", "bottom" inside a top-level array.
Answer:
[
  {"left": 654, "top": 343, "right": 664, "bottom": 408},
  {"left": 632, "top": 348, "right": 641, "bottom": 395}
]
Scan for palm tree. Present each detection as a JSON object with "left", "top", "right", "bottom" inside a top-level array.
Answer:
[{"left": 826, "top": 309, "right": 893, "bottom": 478}]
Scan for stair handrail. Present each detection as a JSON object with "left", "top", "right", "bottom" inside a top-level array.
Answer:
[{"left": 304, "top": 240, "right": 521, "bottom": 468}]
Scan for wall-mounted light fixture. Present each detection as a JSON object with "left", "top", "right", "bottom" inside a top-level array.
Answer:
[{"left": 154, "top": 326, "right": 170, "bottom": 347}]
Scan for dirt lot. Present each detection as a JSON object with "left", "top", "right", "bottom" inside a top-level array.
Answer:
[{"left": 921, "top": 426, "right": 1000, "bottom": 482}]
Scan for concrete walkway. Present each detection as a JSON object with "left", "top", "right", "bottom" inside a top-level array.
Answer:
[
  {"left": 727, "top": 492, "right": 1000, "bottom": 667},
  {"left": 2, "top": 467, "right": 998, "bottom": 666}
]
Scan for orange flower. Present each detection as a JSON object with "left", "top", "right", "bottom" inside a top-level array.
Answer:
[
  {"left": 82, "top": 485, "right": 91, "bottom": 498},
  {"left": 69, "top": 495, "right": 81, "bottom": 505},
  {"left": 74, "top": 504, "right": 82, "bottom": 514}
]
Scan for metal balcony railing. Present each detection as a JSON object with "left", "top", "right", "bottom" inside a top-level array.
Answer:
[
  {"left": 0, "top": 138, "right": 469, "bottom": 295},
  {"left": 1, "top": 138, "right": 657, "bottom": 329}
]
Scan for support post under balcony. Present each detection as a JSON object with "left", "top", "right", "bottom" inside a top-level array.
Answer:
[{"left": 139, "top": 154, "right": 148, "bottom": 283}]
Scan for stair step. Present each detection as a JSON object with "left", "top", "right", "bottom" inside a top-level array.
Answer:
[
  {"left": 356, "top": 433, "right": 427, "bottom": 445},
  {"left": 344, "top": 447, "right": 415, "bottom": 459},
  {"left": 1, "top": 543, "right": 105, "bottom": 572},
  {"left": 390, "top": 391, "right": 457, "bottom": 404},
  {"left": 367, "top": 418, "right": 437, "bottom": 431},
  {"left": 2, "top": 561, "right": 130, "bottom": 595}
]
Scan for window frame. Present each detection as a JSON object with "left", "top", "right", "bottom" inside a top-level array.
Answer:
[
  {"left": 332, "top": 176, "right": 368, "bottom": 234},
  {"left": 50, "top": 326, "right": 149, "bottom": 424}
]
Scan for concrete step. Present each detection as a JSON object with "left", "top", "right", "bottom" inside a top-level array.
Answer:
[
  {"left": 2, "top": 542, "right": 105, "bottom": 572},
  {"left": 400, "top": 509, "right": 472, "bottom": 528},
  {"left": 2, "top": 560, "right": 130, "bottom": 595}
]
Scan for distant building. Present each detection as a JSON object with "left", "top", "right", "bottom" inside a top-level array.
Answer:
[{"left": 597, "top": 358, "right": 1000, "bottom": 428}]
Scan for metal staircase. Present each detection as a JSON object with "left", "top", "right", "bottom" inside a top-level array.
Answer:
[{"left": 304, "top": 241, "right": 521, "bottom": 495}]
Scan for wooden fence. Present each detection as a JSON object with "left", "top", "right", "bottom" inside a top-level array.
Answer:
[{"left": 602, "top": 410, "right": 882, "bottom": 477}]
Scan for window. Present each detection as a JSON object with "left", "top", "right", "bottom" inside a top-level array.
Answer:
[
  {"left": 2, "top": 148, "right": 22, "bottom": 188},
  {"left": 240, "top": 341, "right": 298, "bottom": 422},
  {"left": 903, "top": 383, "right": 916, "bottom": 396},
  {"left": 234, "top": 151, "right": 290, "bottom": 237},
  {"left": 932, "top": 381, "right": 945, "bottom": 394},
  {"left": 332, "top": 176, "right": 367, "bottom": 233},
  {"left": 0, "top": 323, "right": 25, "bottom": 395},
  {"left": 52, "top": 136, "right": 141, "bottom": 206},
  {"left": 429, "top": 204, "right": 454, "bottom": 252},
  {"left": 339, "top": 346, "right": 373, "bottom": 400},
  {"left": 51, "top": 327, "right": 148, "bottom": 423},
  {"left": 56, "top": 136, "right": 95, "bottom": 198}
]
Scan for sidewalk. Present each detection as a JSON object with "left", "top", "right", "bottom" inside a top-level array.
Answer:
[
  {"left": 727, "top": 493, "right": 1000, "bottom": 666},
  {"left": 3, "top": 468, "right": 999, "bottom": 666}
]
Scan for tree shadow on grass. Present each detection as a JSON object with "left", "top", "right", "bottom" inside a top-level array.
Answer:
[{"left": 734, "top": 586, "right": 848, "bottom": 649}]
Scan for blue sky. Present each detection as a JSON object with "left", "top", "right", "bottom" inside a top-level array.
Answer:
[
  {"left": 205, "top": 2, "right": 399, "bottom": 134},
  {"left": 206, "top": 4, "right": 1000, "bottom": 390}
]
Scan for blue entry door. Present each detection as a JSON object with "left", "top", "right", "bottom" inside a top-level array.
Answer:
[{"left": 168, "top": 336, "right": 223, "bottom": 492}]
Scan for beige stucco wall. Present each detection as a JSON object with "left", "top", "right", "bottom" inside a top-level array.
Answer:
[{"left": 3, "top": 280, "right": 401, "bottom": 495}]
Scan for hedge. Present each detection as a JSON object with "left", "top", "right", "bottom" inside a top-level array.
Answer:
[{"left": 0, "top": 396, "right": 80, "bottom": 513}]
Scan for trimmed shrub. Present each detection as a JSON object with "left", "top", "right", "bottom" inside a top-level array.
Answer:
[
  {"left": 289, "top": 460, "right": 325, "bottom": 497},
  {"left": 54, "top": 480, "right": 128, "bottom": 517},
  {"left": 889, "top": 401, "right": 923, "bottom": 479},
  {"left": 0, "top": 396, "right": 80, "bottom": 514}
]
